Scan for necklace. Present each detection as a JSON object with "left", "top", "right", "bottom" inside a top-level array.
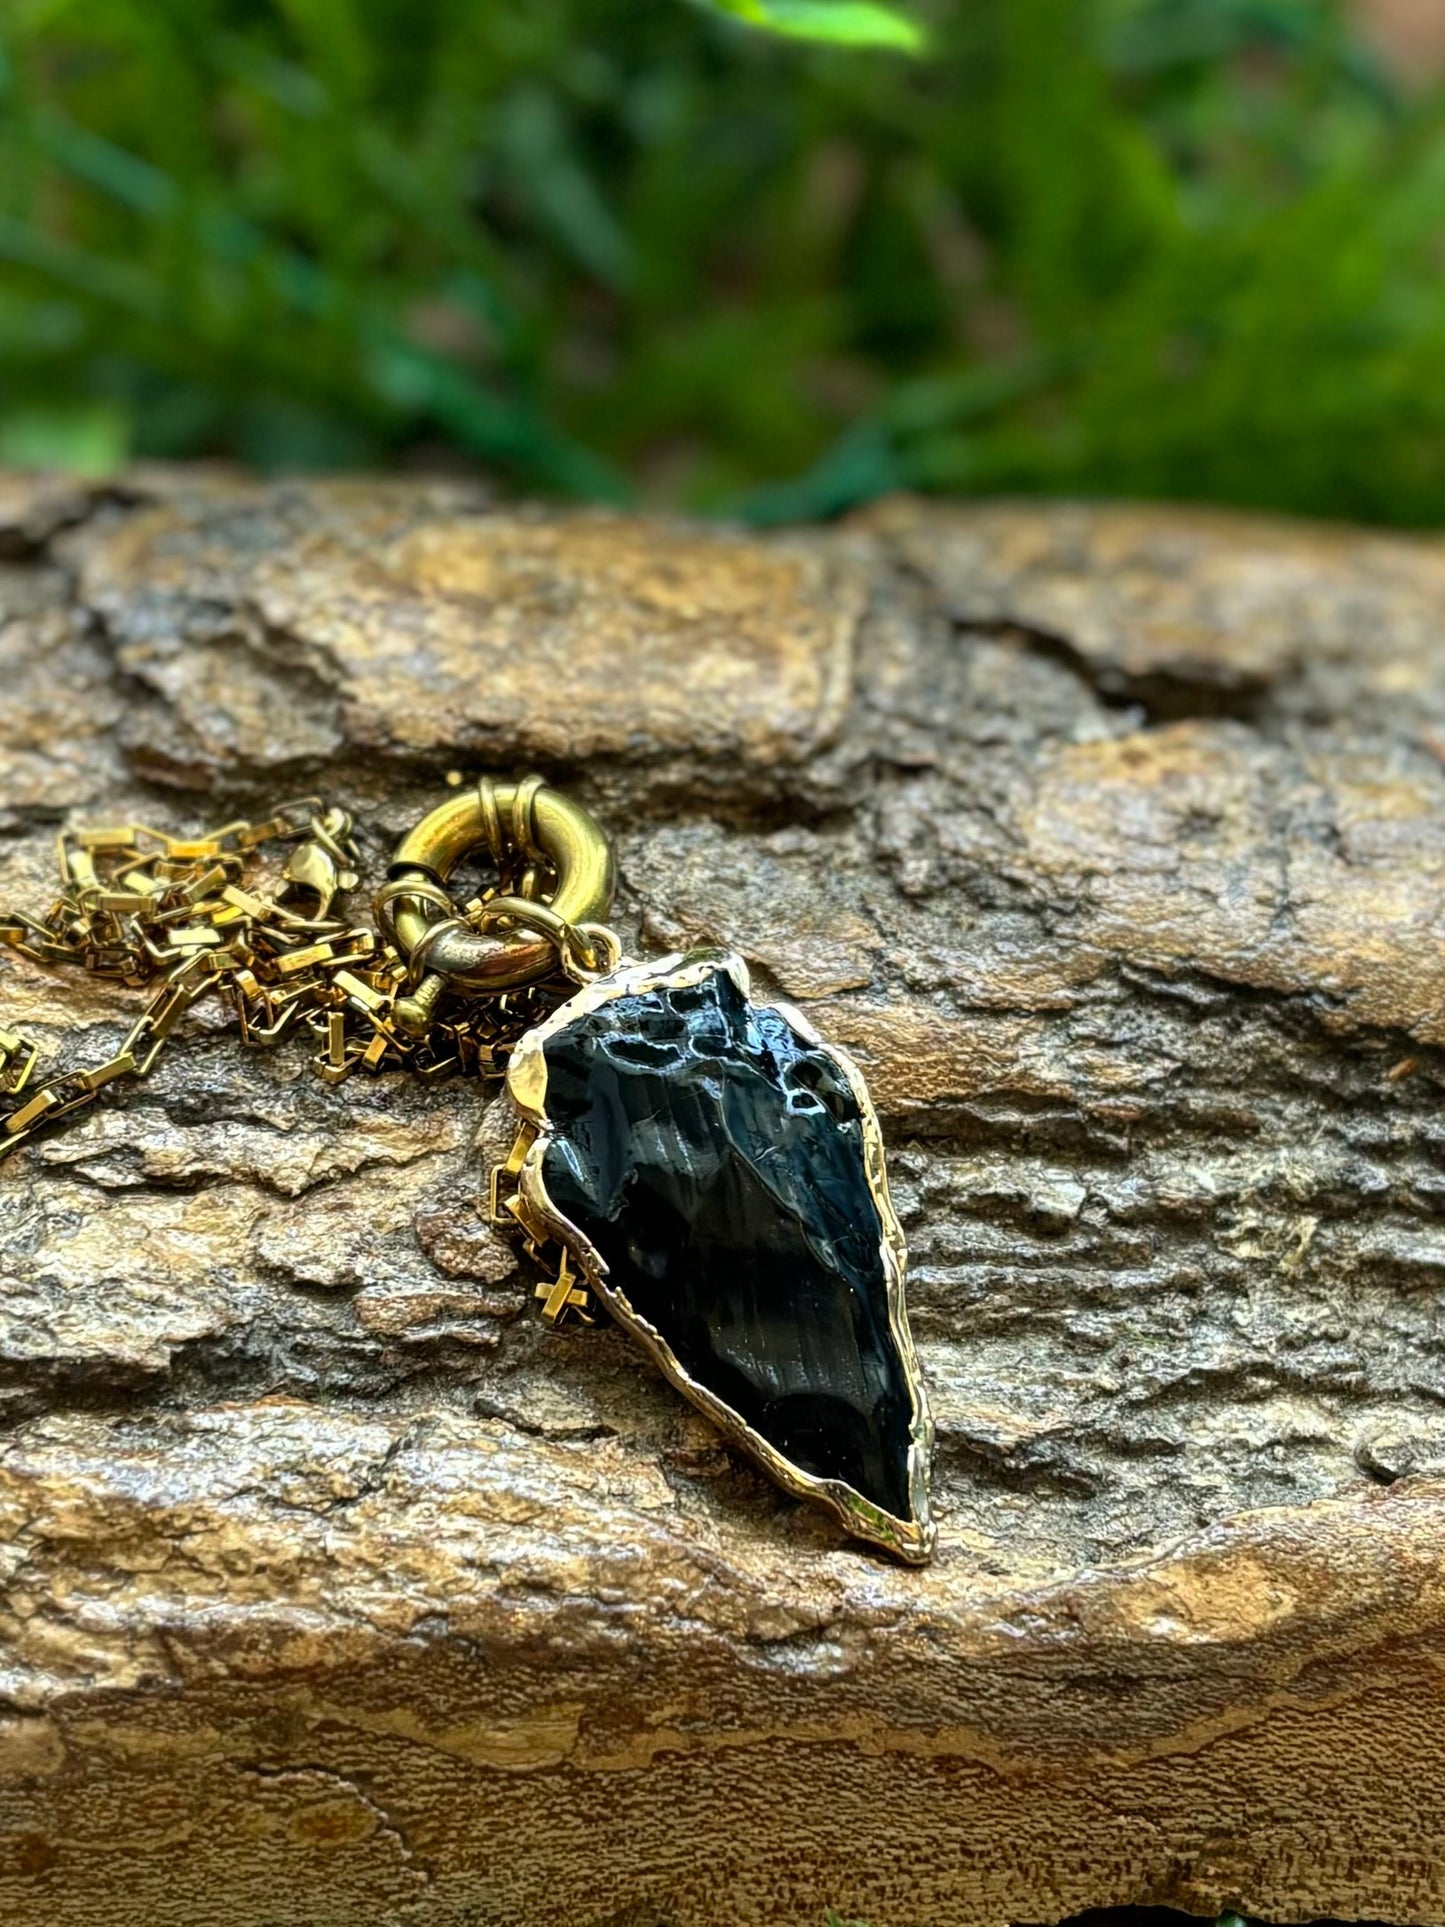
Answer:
[{"left": 0, "top": 776, "right": 934, "bottom": 1563}]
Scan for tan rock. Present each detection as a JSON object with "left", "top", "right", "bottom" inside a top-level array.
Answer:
[{"left": 0, "top": 477, "right": 1444, "bottom": 1922}]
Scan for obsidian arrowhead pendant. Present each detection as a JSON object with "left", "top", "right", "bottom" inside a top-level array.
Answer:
[{"left": 502, "top": 950, "right": 935, "bottom": 1563}]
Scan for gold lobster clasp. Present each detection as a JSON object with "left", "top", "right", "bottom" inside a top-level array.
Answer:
[{"left": 379, "top": 776, "right": 617, "bottom": 1034}]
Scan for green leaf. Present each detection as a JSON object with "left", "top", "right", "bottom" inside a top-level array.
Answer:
[{"left": 693, "top": 0, "right": 926, "bottom": 53}]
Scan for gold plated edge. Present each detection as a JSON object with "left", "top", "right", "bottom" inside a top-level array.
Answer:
[
  {"left": 770, "top": 996, "right": 936, "bottom": 1562},
  {"left": 505, "top": 948, "right": 935, "bottom": 1564}
]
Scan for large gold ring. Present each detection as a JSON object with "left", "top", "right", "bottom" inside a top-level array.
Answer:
[{"left": 384, "top": 779, "right": 616, "bottom": 993}]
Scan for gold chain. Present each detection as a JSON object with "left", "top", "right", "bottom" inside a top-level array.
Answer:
[{"left": 0, "top": 795, "right": 575, "bottom": 1166}]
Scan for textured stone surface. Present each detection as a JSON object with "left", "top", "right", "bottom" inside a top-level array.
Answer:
[{"left": 2, "top": 473, "right": 1445, "bottom": 1922}]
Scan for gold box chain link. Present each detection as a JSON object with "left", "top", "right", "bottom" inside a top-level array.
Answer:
[{"left": 0, "top": 797, "right": 561, "bottom": 1165}]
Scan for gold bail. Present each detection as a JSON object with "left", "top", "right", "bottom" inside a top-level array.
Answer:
[{"left": 382, "top": 777, "right": 617, "bottom": 1020}]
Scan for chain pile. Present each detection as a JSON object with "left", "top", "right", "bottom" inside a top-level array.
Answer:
[{"left": 0, "top": 798, "right": 554, "bottom": 1165}]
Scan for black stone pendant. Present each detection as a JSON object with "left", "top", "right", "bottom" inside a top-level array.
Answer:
[{"left": 505, "top": 951, "right": 934, "bottom": 1562}]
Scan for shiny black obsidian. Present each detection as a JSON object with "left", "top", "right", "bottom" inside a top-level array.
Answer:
[{"left": 538, "top": 964, "right": 916, "bottom": 1522}]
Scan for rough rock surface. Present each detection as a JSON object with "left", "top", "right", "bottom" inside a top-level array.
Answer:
[{"left": 2, "top": 473, "right": 1445, "bottom": 1925}]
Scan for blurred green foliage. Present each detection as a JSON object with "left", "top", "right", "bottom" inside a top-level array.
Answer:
[{"left": 3, "top": 0, "right": 1445, "bottom": 522}]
